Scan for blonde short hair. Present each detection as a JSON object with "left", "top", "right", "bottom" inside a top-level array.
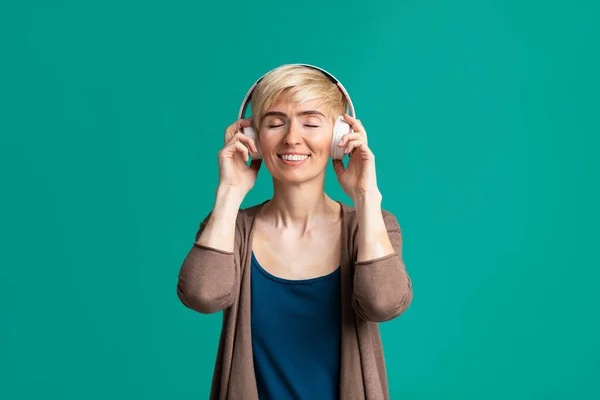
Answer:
[{"left": 250, "top": 64, "right": 348, "bottom": 133}]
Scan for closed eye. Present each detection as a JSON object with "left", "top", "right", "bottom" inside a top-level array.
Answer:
[{"left": 305, "top": 125, "right": 320, "bottom": 128}]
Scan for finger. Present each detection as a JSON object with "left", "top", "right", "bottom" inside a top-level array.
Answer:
[
  {"left": 343, "top": 113, "right": 367, "bottom": 140},
  {"left": 338, "top": 133, "right": 362, "bottom": 147},
  {"left": 225, "top": 118, "right": 253, "bottom": 143},
  {"left": 345, "top": 139, "right": 366, "bottom": 154},
  {"left": 229, "top": 131, "right": 259, "bottom": 153},
  {"left": 235, "top": 141, "right": 250, "bottom": 162},
  {"left": 223, "top": 140, "right": 250, "bottom": 162},
  {"left": 221, "top": 138, "right": 248, "bottom": 158},
  {"left": 341, "top": 135, "right": 366, "bottom": 153},
  {"left": 228, "top": 117, "right": 253, "bottom": 133},
  {"left": 342, "top": 113, "right": 362, "bottom": 129},
  {"left": 226, "top": 131, "right": 258, "bottom": 153}
]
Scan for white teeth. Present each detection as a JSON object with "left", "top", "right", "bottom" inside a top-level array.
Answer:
[{"left": 280, "top": 154, "right": 309, "bottom": 161}]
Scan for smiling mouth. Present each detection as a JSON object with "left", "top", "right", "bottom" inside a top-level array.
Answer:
[{"left": 277, "top": 154, "right": 311, "bottom": 161}]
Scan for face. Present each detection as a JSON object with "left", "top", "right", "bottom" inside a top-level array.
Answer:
[{"left": 258, "top": 98, "right": 335, "bottom": 184}]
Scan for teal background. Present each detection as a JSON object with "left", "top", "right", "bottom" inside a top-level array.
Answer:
[{"left": 1, "top": 0, "right": 598, "bottom": 398}]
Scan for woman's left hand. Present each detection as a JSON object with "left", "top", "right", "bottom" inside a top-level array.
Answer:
[{"left": 332, "top": 114, "right": 382, "bottom": 201}]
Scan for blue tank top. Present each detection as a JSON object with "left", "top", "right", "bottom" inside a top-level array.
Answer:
[{"left": 251, "top": 251, "right": 341, "bottom": 400}]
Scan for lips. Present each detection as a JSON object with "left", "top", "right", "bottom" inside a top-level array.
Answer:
[
  {"left": 277, "top": 153, "right": 310, "bottom": 166},
  {"left": 277, "top": 154, "right": 311, "bottom": 160}
]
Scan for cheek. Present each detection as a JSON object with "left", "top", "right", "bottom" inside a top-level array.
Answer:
[
  {"left": 257, "top": 131, "right": 272, "bottom": 149},
  {"left": 310, "top": 130, "right": 334, "bottom": 151},
  {"left": 258, "top": 129, "right": 281, "bottom": 144}
]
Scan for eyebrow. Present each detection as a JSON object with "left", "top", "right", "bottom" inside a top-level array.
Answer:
[{"left": 263, "top": 110, "right": 326, "bottom": 118}]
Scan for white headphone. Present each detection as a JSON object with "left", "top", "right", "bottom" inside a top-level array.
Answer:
[{"left": 238, "top": 63, "right": 356, "bottom": 160}]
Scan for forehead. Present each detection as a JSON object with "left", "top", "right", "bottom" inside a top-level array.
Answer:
[{"left": 268, "top": 97, "right": 325, "bottom": 110}]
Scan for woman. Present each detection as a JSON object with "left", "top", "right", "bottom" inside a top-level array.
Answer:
[{"left": 177, "top": 64, "right": 413, "bottom": 400}]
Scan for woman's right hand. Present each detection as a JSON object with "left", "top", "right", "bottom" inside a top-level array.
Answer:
[{"left": 217, "top": 118, "right": 262, "bottom": 197}]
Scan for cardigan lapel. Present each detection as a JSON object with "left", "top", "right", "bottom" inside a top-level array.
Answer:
[
  {"left": 338, "top": 202, "right": 367, "bottom": 400},
  {"left": 225, "top": 202, "right": 265, "bottom": 399}
]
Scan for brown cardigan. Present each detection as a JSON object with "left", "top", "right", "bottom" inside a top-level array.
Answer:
[{"left": 177, "top": 200, "right": 413, "bottom": 399}]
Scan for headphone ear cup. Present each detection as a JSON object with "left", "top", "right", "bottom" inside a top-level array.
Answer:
[
  {"left": 331, "top": 115, "right": 352, "bottom": 159},
  {"left": 242, "top": 125, "right": 262, "bottom": 159}
]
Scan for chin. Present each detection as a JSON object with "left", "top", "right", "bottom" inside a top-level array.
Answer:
[
  {"left": 275, "top": 163, "right": 329, "bottom": 185},
  {"left": 276, "top": 173, "right": 317, "bottom": 185}
]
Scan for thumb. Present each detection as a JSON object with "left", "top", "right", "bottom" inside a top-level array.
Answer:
[{"left": 332, "top": 159, "right": 345, "bottom": 179}]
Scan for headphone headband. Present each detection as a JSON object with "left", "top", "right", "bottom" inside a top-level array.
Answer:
[{"left": 237, "top": 63, "right": 356, "bottom": 120}]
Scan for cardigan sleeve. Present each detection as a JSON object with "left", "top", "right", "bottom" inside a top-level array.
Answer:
[
  {"left": 176, "top": 211, "right": 240, "bottom": 314},
  {"left": 352, "top": 210, "right": 413, "bottom": 322}
]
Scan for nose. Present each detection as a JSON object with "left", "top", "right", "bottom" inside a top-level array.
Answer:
[{"left": 283, "top": 118, "right": 302, "bottom": 145}]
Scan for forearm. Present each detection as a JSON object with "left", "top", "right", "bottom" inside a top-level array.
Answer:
[
  {"left": 195, "top": 186, "right": 245, "bottom": 253},
  {"left": 178, "top": 186, "right": 244, "bottom": 314},
  {"left": 354, "top": 191, "right": 395, "bottom": 262},
  {"left": 352, "top": 191, "right": 413, "bottom": 322}
]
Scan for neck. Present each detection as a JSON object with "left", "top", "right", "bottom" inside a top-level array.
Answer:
[{"left": 261, "top": 178, "right": 339, "bottom": 231}]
